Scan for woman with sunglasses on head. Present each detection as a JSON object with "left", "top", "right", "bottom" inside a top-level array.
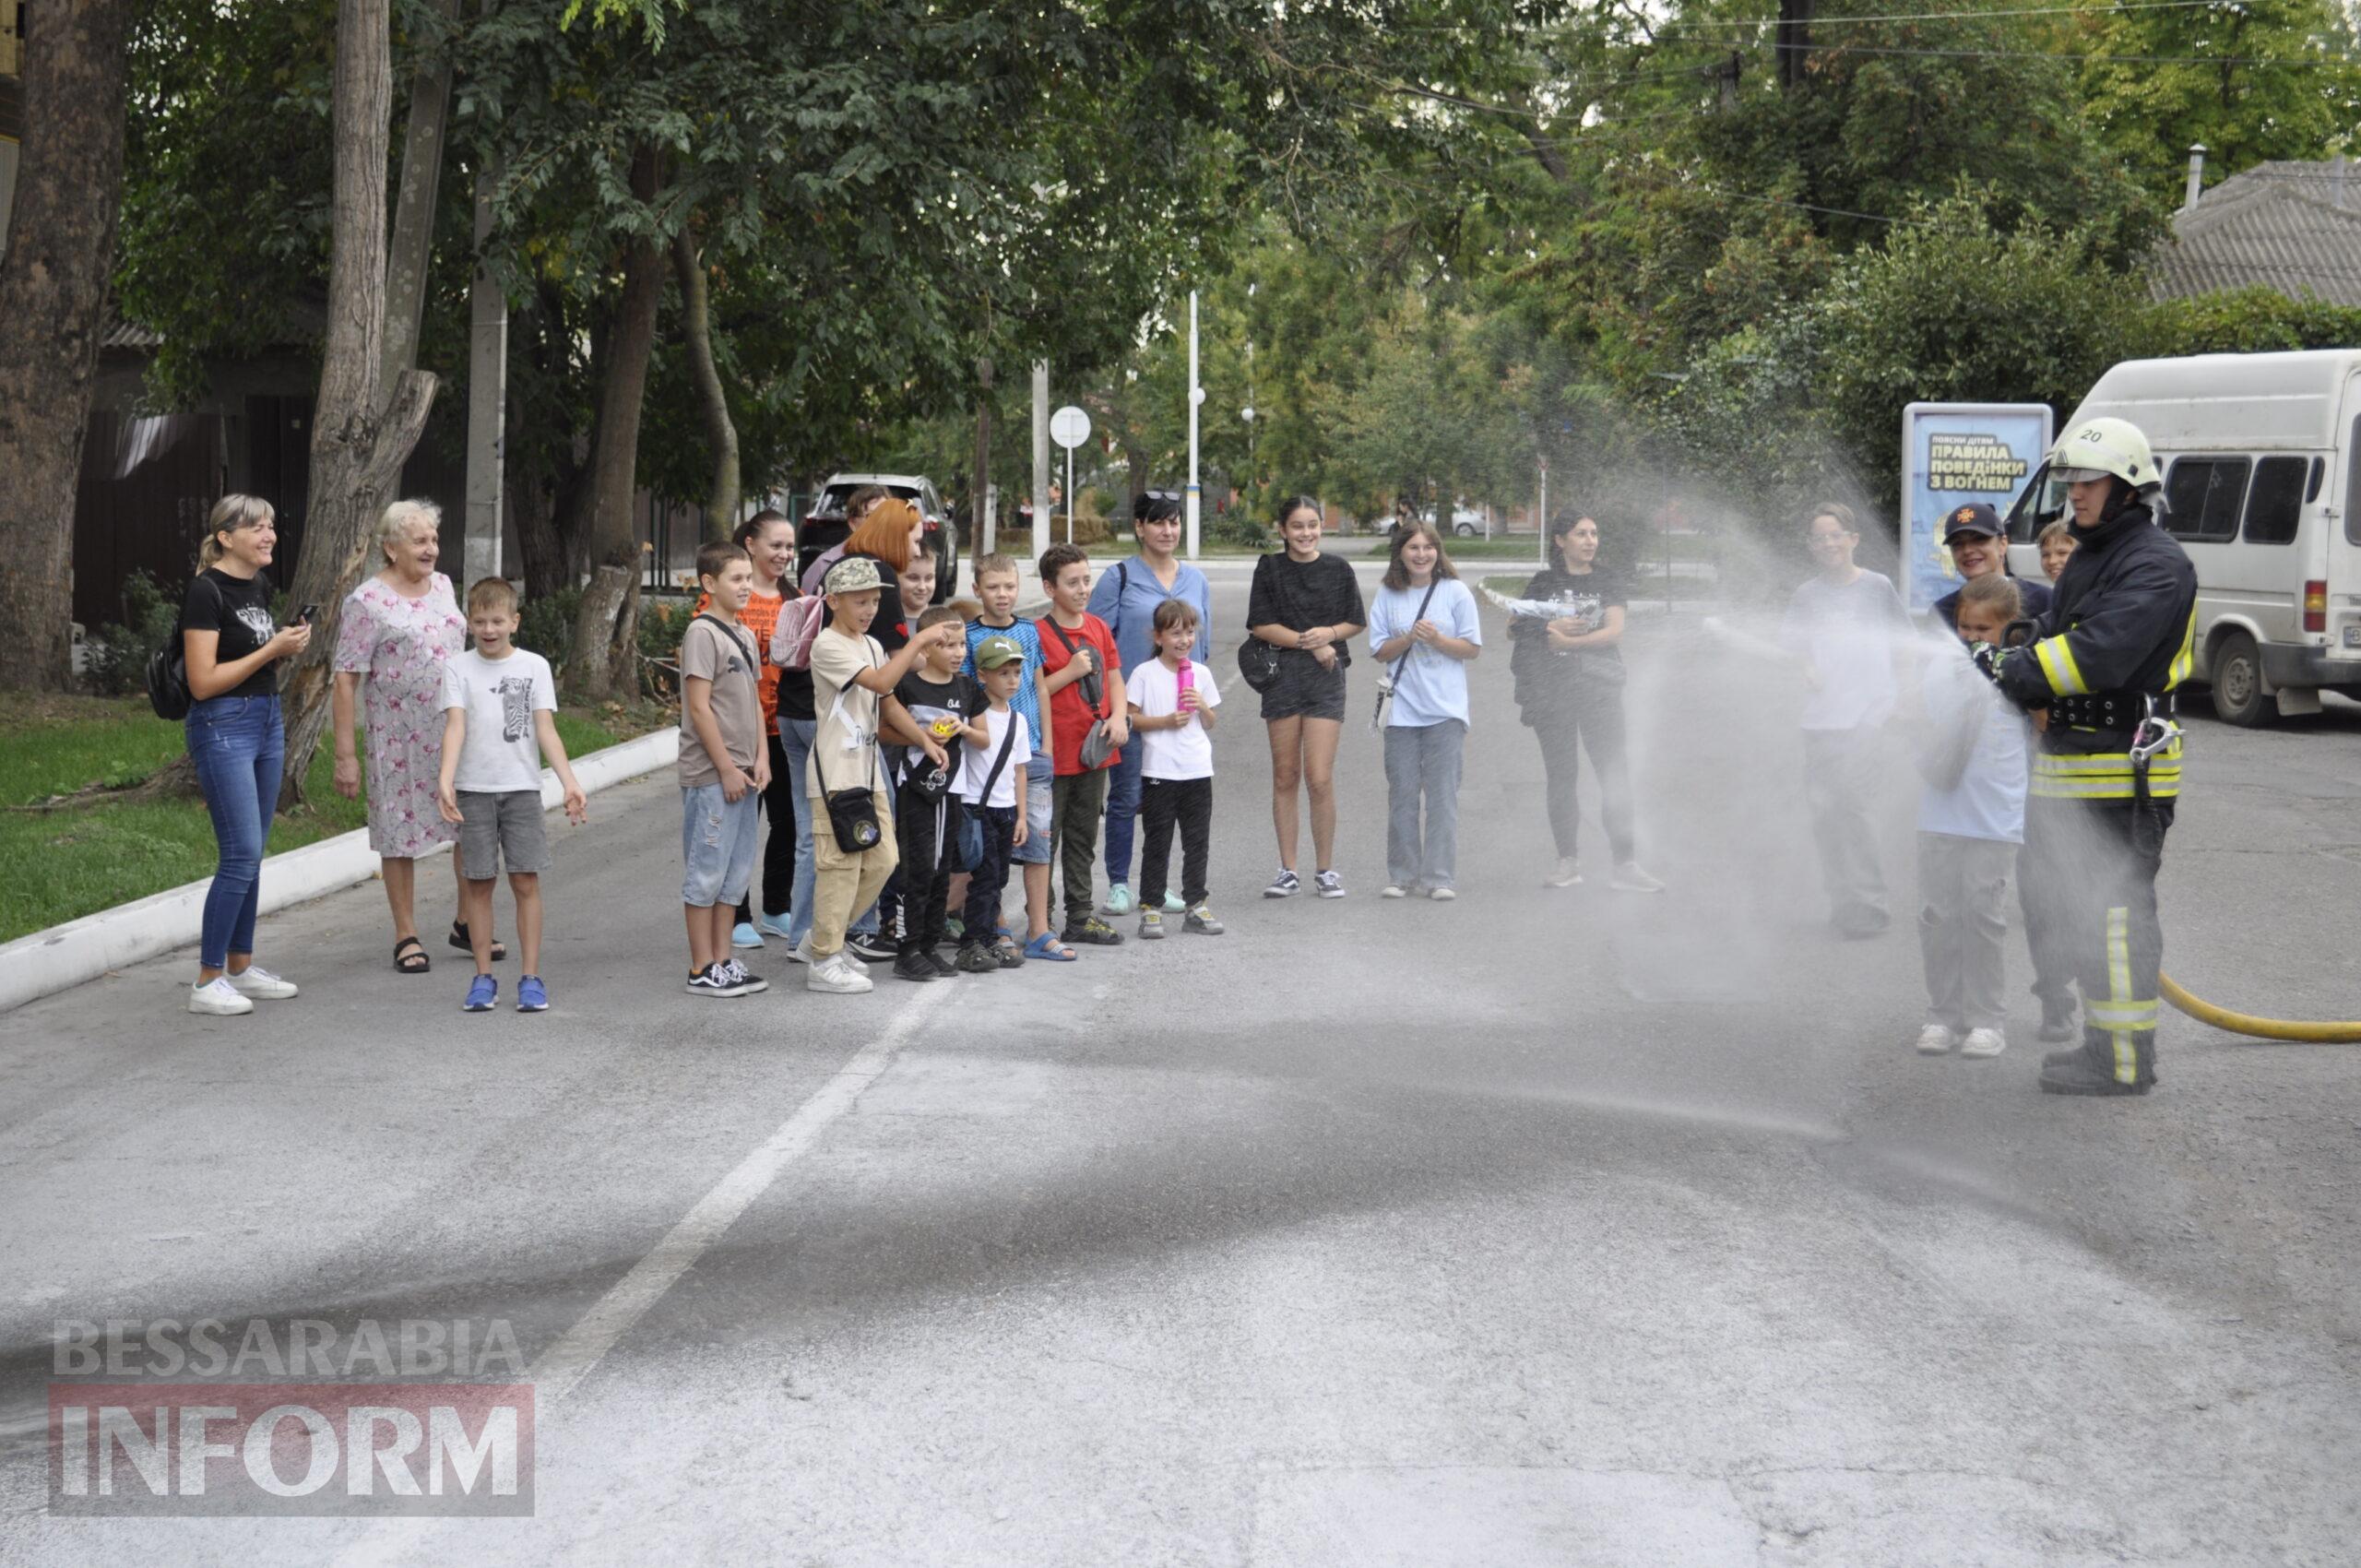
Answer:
[
  {"left": 1509, "top": 512, "right": 1662, "bottom": 894},
  {"left": 180, "top": 495, "right": 312, "bottom": 1016}
]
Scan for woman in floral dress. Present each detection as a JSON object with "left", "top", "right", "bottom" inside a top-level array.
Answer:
[{"left": 332, "top": 500, "right": 494, "bottom": 973}]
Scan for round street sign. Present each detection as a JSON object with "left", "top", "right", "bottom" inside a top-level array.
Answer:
[{"left": 1050, "top": 405, "right": 1092, "bottom": 451}]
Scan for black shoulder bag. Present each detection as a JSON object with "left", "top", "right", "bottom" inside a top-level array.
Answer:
[
  {"left": 816, "top": 641, "right": 886, "bottom": 853},
  {"left": 955, "top": 714, "right": 1021, "bottom": 872}
]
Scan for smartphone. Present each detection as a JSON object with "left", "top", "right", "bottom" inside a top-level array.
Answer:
[{"left": 297, "top": 604, "right": 318, "bottom": 624}]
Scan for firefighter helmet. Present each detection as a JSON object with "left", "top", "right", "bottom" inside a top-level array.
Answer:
[{"left": 2048, "top": 417, "right": 2160, "bottom": 493}]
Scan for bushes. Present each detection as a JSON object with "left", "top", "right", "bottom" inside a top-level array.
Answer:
[
  {"left": 515, "top": 586, "right": 582, "bottom": 669},
  {"left": 84, "top": 571, "right": 182, "bottom": 697}
]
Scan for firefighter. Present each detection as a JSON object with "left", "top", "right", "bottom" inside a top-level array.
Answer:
[{"left": 1993, "top": 417, "right": 2197, "bottom": 1096}]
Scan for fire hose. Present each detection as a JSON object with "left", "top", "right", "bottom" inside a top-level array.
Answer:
[{"left": 2158, "top": 974, "right": 2361, "bottom": 1043}]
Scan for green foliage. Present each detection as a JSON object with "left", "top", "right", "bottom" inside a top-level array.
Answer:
[
  {"left": 2081, "top": 0, "right": 2361, "bottom": 206},
  {"left": 516, "top": 586, "right": 584, "bottom": 670},
  {"left": 2139, "top": 285, "right": 2361, "bottom": 355},
  {"left": 83, "top": 572, "right": 182, "bottom": 698}
]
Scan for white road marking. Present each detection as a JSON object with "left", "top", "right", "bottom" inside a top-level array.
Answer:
[{"left": 328, "top": 980, "right": 954, "bottom": 1566}]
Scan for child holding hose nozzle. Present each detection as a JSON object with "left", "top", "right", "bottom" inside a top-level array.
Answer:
[{"left": 1912, "top": 574, "right": 2031, "bottom": 1060}]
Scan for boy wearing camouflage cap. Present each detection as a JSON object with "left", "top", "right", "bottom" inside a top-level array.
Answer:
[
  {"left": 803, "top": 555, "right": 963, "bottom": 993},
  {"left": 955, "top": 633, "right": 1036, "bottom": 974}
]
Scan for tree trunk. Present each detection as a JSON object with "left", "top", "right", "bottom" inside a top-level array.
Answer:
[
  {"left": 973, "top": 353, "right": 992, "bottom": 555},
  {"left": 564, "top": 147, "right": 664, "bottom": 703},
  {"left": 380, "top": 0, "right": 457, "bottom": 398},
  {"left": 0, "top": 0, "right": 134, "bottom": 694},
  {"left": 277, "top": 0, "right": 438, "bottom": 807},
  {"left": 670, "top": 228, "right": 739, "bottom": 540}
]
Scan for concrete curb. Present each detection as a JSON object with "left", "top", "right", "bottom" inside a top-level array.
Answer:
[{"left": 0, "top": 728, "right": 681, "bottom": 1016}]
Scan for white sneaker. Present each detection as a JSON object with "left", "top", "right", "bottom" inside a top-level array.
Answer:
[
  {"left": 1381, "top": 884, "right": 1409, "bottom": 899},
  {"left": 806, "top": 955, "right": 872, "bottom": 994},
  {"left": 1544, "top": 858, "right": 1583, "bottom": 888},
  {"left": 1610, "top": 862, "right": 1666, "bottom": 894},
  {"left": 223, "top": 965, "right": 298, "bottom": 1000},
  {"left": 1428, "top": 885, "right": 1457, "bottom": 902},
  {"left": 188, "top": 977, "right": 254, "bottom": 1016},
  {"left": 1960, "top": 1027, "right": 2008, "bottom": 1059},
  {"left": 1916, "top": 1024, "right": 1958, "bottom": 1055},
  {"left": 794, "top": 937, "right": 868, "bottom": 974}
]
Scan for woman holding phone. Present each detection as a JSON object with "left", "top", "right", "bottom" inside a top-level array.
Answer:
[
  {"left": 1246, "top": 495, "right": 1364, "bottom": 900},
  {"left": 180, "top": 494, "right": 312, "bottom": 1016}
]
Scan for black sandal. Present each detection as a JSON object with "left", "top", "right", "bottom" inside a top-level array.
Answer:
[
  {"left": 449, "top": 921, "right": 506, "bottom": 962},
  {"left": 394, "top": 936, "right": 432, "bottom": 975}
]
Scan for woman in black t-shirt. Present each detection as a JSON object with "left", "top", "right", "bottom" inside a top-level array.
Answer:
[
  {"left": 178, "top": 494, "right": 314, "bottom": 1016},
  {"left": 1507, "top": 513, "right": 1661, "bottom": 894},
  {"left": 1245, "top": 496, "right": 1366, "bottom": 899}
]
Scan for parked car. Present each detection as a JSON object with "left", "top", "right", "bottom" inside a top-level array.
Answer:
[
  {"left": 1414, "top": 504, "right": 1492, "bottom": 538},
  {"left": 2003, "top": 350, "right": 2361, "bottom": 725},
  {"left": 797, "top": 473, "right": 959, "bottom": 602}
]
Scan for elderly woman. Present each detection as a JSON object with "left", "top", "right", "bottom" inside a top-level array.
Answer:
[{"left": 332, "top": 499, "right": 492, "bottom": 974}]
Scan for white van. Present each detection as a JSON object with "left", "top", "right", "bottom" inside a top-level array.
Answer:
[{"left": 2004, "top": 349, "right": 2361, "bottom": 724}]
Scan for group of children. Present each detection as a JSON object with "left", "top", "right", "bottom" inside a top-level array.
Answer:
[{"left": 672, "top": 540, "right": 1223, "bottom": 999}]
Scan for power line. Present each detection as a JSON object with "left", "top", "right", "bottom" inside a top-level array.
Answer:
[{"left": 1785, "top": 40, "right": 2360, "bottom": 65}]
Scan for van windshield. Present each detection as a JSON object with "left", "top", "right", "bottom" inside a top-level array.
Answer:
[{"left": 2006, "top": 464, "right": 2070, "bottom": 540}]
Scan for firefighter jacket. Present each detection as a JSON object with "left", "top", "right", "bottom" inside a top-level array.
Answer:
[{"left": 1995, "top": 499, "right": 2197, "bottom": 802}]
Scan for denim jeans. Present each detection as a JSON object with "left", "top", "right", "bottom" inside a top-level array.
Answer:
[
  {"left": 782, "top": 715, "right": 879, "bottom": 947},
  {"left": 1382, "top": 719, "right": 1465, "bottom": 891},
  {"left": 1101, "top": 740, "right": 1144, "bottom": 887},
  {"left": 185, "top": 695, "right": 285, "bottom": 970}
]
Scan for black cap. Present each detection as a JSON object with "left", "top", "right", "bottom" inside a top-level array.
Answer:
[{"left": 1941, "top": 503, "right": 2003, "bottom": 542}]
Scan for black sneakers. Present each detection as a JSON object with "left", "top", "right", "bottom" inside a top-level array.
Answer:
[{"left": 891, "top": 950, "right": 938, "bottom": 983}]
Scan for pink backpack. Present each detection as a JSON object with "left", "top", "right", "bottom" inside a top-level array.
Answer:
[{"left": 769, "top": 595, "right": 827, "bottom": 671}]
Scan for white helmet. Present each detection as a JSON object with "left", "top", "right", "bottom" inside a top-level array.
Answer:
[{"left": 2048, "top": 417, "right": 2159, "bottom": 493}]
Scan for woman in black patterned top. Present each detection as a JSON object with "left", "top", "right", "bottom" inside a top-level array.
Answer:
[{"left": 1244, "top": 495, "right": 1365, "bottom": 900}]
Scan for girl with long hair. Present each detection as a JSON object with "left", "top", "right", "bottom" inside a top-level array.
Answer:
[
  {"left": 1507, "top": 512, "right": 1661, "bottom": 892},
  {"left": 1244, "top": 495, "right": 1364, "bottom": 898},
  {"left": 1368, "top": 519, "right": 1481, "bottom": 899}
]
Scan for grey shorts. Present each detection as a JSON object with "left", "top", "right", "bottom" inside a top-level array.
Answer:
[
  {"left": 457, "top": 790, "right": 550, "bottom": 878},
  {"left": 1010, "top": 768, "right": 1055, "bottom": 865}
]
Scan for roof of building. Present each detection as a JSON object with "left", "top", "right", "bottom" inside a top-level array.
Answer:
[{"left": 2151, "top": 159, "right": 2361, "bottom": 308}]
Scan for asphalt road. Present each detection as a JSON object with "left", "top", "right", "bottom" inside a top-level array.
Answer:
[{"left": 5, "top": 562, "right": 2359, "bottom": 1565}]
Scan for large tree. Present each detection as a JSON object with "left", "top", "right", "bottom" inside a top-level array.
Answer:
[{"left": 0, "top": 0, "right": 134, "bottom": 692}]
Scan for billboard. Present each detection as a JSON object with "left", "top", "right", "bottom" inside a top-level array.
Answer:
[{"left": 1899, "top": 403, "right": 2053, "bottom": 614}]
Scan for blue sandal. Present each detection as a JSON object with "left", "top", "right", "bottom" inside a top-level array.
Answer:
[{"left": 1022, "top": 932, "right": 1077, "bottom": 962}]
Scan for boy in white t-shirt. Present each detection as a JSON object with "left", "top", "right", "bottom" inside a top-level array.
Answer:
[
  {"left": 955, "top": 634, "right": 1034, "bottom": 973},
  {"left": 1911, "top": 573, "right": 2030, "bottom": 1061},
  {"left": 1124, "top": 600, "right": 1223, "bottom": 939},
  {"left": 436, "top": 577, "right": 587, "bottom": 1014}
]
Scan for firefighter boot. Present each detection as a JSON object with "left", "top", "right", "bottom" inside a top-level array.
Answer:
[
  {"left": 2038, "top": 1037, "right": 2154, "bottom": 1097},
  {"left": 2037, "top": 992, "right": 2077, "bottom": 1044}
]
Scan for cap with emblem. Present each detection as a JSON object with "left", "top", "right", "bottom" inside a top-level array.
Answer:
[
  {"left": 974, "top": 634, "right": 1023, "bottom": 670},
  {"left": 1941, "top": 503, "right": 2003, "bottom": 542}
]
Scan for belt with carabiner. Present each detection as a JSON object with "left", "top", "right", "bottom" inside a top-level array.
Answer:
[{"left": 2127, "top": 694, "right": 2181, "bottom": 852}]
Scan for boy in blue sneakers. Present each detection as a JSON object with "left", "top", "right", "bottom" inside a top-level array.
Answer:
[{"left": 436, "top": 577, "right": 587, "bottom": 1013}]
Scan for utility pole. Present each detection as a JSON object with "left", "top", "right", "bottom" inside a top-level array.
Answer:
[
  {"left": 1186, "top": 291, "right": 1203, "bottom": 560},
  {"left": 973, "top": 352, "right": 992, "bottom": 584},
  {"left": 464, "top": 164, "right": 505, "bottom": 583},
  {"left": 1031, "top": 360, "right": 1050, "bottom": 562}
]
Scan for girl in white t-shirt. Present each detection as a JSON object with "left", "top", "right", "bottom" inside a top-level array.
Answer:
[{"left": 1124, "top": 600, "right": 1224, "bottom": 940}]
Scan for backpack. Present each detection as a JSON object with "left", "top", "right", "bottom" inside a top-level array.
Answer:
[
  {"left": 768, "top": 594, "right": 827, "bottom": 671},
  {"left": 146, "top": 637, "right": 193, "bottom": 720}
]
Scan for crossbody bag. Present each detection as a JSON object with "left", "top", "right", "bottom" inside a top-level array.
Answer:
[
  {"left": 1370, "top": 577, "right": 1443, "bottom": 731},
  {"left": 814, "top": 640, "right": 885, "bottom": 853},
  {"left": 1045, "top": 618, "right": 1117, "bottom": 770},
  {"left": 954, "top": 712, "right": 1021, "bottom": 872}
]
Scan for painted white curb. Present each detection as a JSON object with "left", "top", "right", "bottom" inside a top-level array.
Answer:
[{"left": 0, "top": 728, "right": 680, "bottom": 1016}]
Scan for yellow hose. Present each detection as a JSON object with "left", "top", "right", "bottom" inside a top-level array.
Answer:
[{"left": 2159, "top": 973, "right": 2361, "bottom": 1043}]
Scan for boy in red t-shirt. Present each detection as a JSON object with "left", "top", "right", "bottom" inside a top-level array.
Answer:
[{"left": 1035, "top": 543, "right": 1130, "bottom": 945}]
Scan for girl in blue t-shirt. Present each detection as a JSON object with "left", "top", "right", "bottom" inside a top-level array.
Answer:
[{"left": 1367, "top": 521, "right": 1481, "bottom": 899}]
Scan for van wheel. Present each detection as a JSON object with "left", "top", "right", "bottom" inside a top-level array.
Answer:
[{"left": 2208, "top": 631, "right": 2276, "bottom": 727}]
